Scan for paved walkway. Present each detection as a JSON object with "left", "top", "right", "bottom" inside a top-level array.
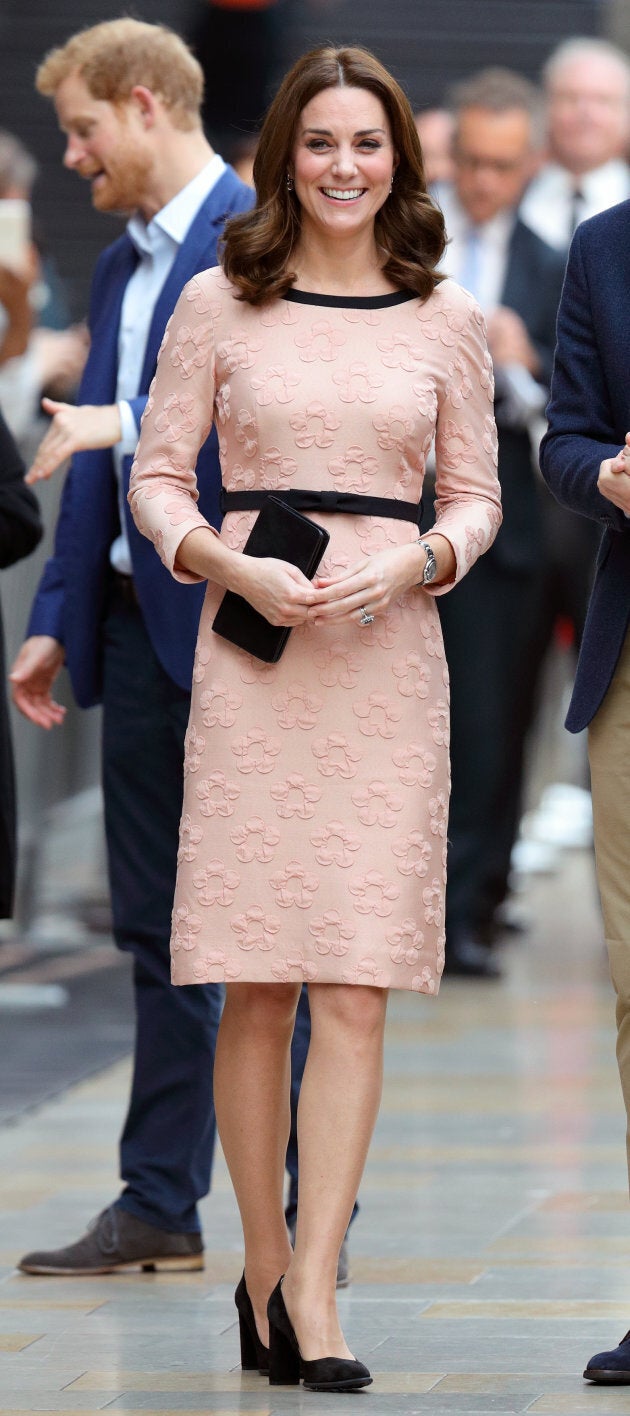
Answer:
[{"left": 1, "top": 849, "right": 629, "bottom": 1415}]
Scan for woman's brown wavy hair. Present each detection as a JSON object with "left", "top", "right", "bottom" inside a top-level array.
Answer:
[{"left": 221, "top": 45, "right": 446, "bottom": 305}]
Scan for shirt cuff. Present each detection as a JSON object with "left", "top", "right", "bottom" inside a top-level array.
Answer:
[
  {"left": 503, "top": 363, "right": 547, "bottom": 417},
  {"left": 117, "top": 400, "right": 140, "bottom": 456}
]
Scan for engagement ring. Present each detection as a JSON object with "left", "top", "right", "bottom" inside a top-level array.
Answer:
[{"left": 359, "top": 607, "right": 375, "bottom": 626}]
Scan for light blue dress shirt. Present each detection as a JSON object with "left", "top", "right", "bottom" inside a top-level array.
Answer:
[{"left": 111, "top": 154, "right": 226, "bottom": 573}]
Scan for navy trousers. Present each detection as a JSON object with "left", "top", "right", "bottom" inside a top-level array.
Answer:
[{"left": 101, "top": 584, "right": 311, "bottom": 1233}]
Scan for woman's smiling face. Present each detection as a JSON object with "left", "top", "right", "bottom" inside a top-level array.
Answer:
[{"left": 291, "top": 85, "right": 397, "bottom": 242}]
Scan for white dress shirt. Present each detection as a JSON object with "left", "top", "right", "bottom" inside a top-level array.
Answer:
[
  {"left": 111, "top": 154, "right": 226, "bottom": 574},
  {"left": 519, "top": 158, "right": 630, "bottom": 252}
]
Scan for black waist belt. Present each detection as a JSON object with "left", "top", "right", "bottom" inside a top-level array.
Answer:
[
  {"left": 111, "top": 569, "right": 140, "bottom": 608},
  {"left": 221, "top": 488, "right": 421, "bottom": 524}
]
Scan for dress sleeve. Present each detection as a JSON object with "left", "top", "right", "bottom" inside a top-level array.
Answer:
[
  {"left": 128, "top": 275, "right": 220, "bottom": 584},
  {"left": 429, "top": 301, "right": 502, "bottom": 594}
]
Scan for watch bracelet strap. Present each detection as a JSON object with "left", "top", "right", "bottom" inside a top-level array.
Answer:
[{"left": 416, "top": 536, "right": 436, "bottom": 584}]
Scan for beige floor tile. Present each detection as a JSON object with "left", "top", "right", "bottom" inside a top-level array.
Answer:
[
  {"left": 540, "top": 1192, "right": 628, "bottom": 1212},
  {"left": 350, "top": 1258, "right": 484, "bottom": 1283},
  {"left": 0, "top": 1333, "right": 44, "bottom": 1351},
  {"left": 435, "top": 1374, "right": 546, "bottom": 1393},
  {"left": 422, "top": 1300, "right": 630, "bottom": 1320},
  {"left": 66, "top": 1373, "right": 266, "bottom": 1392},
  {"left": 529, "top": 1394, "right": 630, "bottom": 1413},
  {"left": 369, "top": 1373, "right": 444, "bottom": 1392}
]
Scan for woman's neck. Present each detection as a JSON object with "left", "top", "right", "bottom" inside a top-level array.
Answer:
[{"left": 291, "top": 227, "right": 396, "bottom": 297}]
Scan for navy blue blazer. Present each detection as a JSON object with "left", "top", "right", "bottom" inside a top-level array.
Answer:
[
  {"left": 540, "top": 199, "right": 630, "bottom": 733},
  {"left": 28, "top": 166, "right": 254, "bottom": 708}
]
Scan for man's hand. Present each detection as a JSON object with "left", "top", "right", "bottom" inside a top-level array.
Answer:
[
  {"left": 25, "top": 400, "right": 122, "bottom": 484},
  {"left": 487, "top": 305, "right": 540, "bottom": 376},
  {"left": 9, "top": 636, "right": 66, "bottom": 729},
  {"left": 598, "top": 433, "right": 630, "bottom": 516}
]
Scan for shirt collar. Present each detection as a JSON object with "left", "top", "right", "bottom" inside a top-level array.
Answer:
[
  {"left": 538, "top": 159, "right": 629, "bottom": 200},
  {"left": 127, "top": 154, "right": 227, "bottom": 256},
  {"left": 580, "top": 158, "right": 629, "bottom": 203},
  {"left": 437, "top": 186, "right": 516, "bottom": 245}
]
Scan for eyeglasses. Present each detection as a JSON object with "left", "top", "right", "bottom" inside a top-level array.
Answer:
[{"left": 454, "top": 152, "right": 526, "bottom": 174}]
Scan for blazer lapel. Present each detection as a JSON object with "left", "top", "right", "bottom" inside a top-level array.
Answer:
[
  {"left": 79, "top": 234, "right": 138, "bottom": 404},
  {"left": 500, "top": 219, "right": 531, "bottom": 319},
  {"left": 138, "top": 168, "right": 243, "bottom": 392}
]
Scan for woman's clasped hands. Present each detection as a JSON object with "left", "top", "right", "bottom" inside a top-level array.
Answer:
[
  {"left": 307, "top": 543, "right": 426, "bottom": 626},
  {"left": 233, "top": 544, "right": 423, "bottom": 630}
]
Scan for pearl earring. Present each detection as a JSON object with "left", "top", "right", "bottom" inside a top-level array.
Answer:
[{"left": 286, "top": 173, "right": 294, "bottom": 192}]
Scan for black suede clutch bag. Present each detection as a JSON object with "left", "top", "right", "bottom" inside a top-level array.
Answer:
[{"left": 212, "top": 495, "right": 330, "bottom": 662}]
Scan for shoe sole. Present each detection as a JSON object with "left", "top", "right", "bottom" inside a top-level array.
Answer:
[
  {"left": 18, "top": 1254, "right": 204, "bottom": 1275},
  {"left": 584, "top": 1370, "right": 630, "bottom": 1384},
  {"left": 304, "top": 1377, "right": 373, "bottom": 1392}
]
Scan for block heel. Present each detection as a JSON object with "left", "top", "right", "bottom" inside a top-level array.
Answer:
[
  {"left": 234, "top": 1273, "right": 269, "bottom": 1375},
  {"left": 268, "top": 1308, "right": 302, "bottom": 1385}
]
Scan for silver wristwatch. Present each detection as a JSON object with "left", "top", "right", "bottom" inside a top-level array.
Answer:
[{"left": 417, "top": 538, "right": 437, "bottom": 585}]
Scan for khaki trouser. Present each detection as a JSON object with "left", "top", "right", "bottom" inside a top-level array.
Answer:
[{"left": 589, "top": 626, "right": 630, "bottom": 1189}]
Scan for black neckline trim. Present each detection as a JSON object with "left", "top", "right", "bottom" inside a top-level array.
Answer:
[{"left": 284, "top": 288, "right": 416, "bottom": 309}]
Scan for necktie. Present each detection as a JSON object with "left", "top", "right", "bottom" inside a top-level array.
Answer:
[
  {"left": 460, "top": 225, "right": 481, "bottom": 301},
  {"left": 568, "top": 185, "right": 584, "bottom": 241}
]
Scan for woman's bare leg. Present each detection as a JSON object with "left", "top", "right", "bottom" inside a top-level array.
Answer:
[
  {"left": 213, "top": 980, "right": 302, "bottom": 1343},
  {"left": 282, "top": 982, "right": 388, "bottom": 1360}
]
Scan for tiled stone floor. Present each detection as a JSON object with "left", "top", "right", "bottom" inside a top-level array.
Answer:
[{"left": 1, "top": 850, "right": 629, "bottom": 1414}]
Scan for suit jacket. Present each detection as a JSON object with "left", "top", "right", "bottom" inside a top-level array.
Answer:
[
  {"left": 0, "top": 413, "right": 43, "bottom": 915},
  {"left": 489, "top": 218, "right": 566, "bottom": 574},
  {"left": 28, "top": 165, "right": 254, "bottom": 708},
  {"left": 540, "top": 199, "right": 630, "bottom": 733}
]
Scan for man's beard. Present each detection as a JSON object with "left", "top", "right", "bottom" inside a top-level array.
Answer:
[{"left": 91, "top": 146, "right": 153, "bottom": 216}]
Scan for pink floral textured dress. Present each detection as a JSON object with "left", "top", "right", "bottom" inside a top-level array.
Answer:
[{"left": 129, "top": 269, "right": 501, "bottom": 994}]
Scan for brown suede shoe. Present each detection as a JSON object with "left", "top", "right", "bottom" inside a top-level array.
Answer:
[{"left": 18, "top": 1204, "right": 204, "bottom": 1275}]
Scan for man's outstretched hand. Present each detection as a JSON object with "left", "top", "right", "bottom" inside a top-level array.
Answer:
[{"left": 25, "top": 400, "right": 122, "bottom": 484}]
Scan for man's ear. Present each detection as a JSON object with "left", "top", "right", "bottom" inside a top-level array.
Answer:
[{"left": 129, "top": 85, "right": 159, "bottom": 128}]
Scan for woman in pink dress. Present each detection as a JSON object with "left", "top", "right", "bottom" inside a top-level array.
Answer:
[{"left": 130, "top": 45, "right": 501, "bottom": 1393}]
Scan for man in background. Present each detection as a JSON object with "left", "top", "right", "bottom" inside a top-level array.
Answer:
[
  {"left": 432, "top": 69, "right": 565, "bottom": 977},
  {"left": 521, "top": 37, "right": 630, "bottom": 250}
]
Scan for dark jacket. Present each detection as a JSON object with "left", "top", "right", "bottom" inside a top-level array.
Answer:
[
  {"left": 490, "top": 218, "right": 566, "bottom": 574},
  {"left": 540, "top": 199, "right": 630, "bottom": 731},
  {"left": 0, "top": 413, "right": 42, "bottom": 915}
]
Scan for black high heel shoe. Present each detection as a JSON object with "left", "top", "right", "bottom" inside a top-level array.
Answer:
[
  {"left": 267, "top": 1278, "right": 372, "bottom": 1392},
  {"left": 234, "top": 1273, "right": 269, "bottom": 1375}
]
